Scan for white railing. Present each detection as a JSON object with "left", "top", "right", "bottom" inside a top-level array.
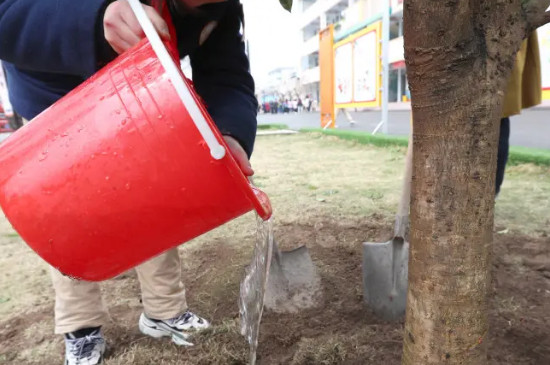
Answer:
[{"left": 298, "top": 0, "right": 345, "bottom": 29}]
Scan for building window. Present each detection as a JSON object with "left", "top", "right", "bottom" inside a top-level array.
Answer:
[
  {"left": 389, "top": 19, "right": 401, "bottom": 40},
  {"left": 301, "top": 52, "right": 319, "bottom": 71},
  {"left": 389, "top": 65, "right": 408, "bottom": 102},
  {"left": 303, "top": 19, "right": 321, "bottom": 41},
  {"left": 310, "top": 52, "right": 319, "bottom": 68}
]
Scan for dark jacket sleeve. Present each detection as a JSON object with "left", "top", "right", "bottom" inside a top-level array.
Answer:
[
  {"left": 0, "top": 0, "right": 114, "bottom": 77},
  {"left": 189, "top": 1, "right": 258, "bottom": 158}
]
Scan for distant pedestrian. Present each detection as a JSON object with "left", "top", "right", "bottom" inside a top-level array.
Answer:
[
  {"left": 304, "top": 95, "right": 311, "bottom": 112},
  {"left": 283, "top": 99, "right": 290, "bottom": 113},
  {"left": 291, "top": 98, "right": 298, "bottom": 113},
  {"left": 311, "top": 98, "right": 318, "bottom": 112}
]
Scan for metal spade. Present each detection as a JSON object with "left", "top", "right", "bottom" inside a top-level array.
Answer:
[{"left": 362, "top": 132, "right": 412, "bottom": 321}]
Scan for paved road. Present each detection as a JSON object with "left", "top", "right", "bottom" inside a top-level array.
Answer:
[{"left": 258, "top": 108, "right": 550, "bottom": 149}]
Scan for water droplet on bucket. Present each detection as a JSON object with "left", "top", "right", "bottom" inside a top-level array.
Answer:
[
  {"left": 157, "top": 115, "right": 163, "bottom": 119},
  {"left": 125, "top": 183, "right": 131, "bottom": 190},
  {"left": 105, "top": 176, "right": 110, "bottom": 181},
  {"left": 113, "top": 152, "right": 118, "bottom": 157},
  {"left": 99, "top": 96, "right": 105, "bottom": 101},
  {"left": 39, "top": 150, "right": 49, "bottom": 162},
  {"left": 48, "top": 239, "right": 54, "bottom": 245},
  {"left": 91, "top": 154, "right": 96, "bottom": 159},
  {"left": 121, "top": 119, "right": 127, "bottom": 126}
]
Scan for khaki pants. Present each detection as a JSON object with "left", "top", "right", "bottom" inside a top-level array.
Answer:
[{"left": 51, "top": 248, "right": 187, "bottom": 334}]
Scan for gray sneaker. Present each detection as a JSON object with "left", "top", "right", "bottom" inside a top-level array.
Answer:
[
  {"left": 64, "top": 329, "right": 105, "bottom": 365},
  {"left": 138, "top": 311, "right": 210, "bottom": 346}
]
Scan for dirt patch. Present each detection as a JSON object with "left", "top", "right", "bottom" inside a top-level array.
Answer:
[
  {"left": 489, "top": 234, "right": 550, "bottom": 364},
  {"left": 257, "top": 220, "right": 402, "bottom": 365},
  {"left": 0, "top": 216, "right": 547, "bottom": 364},
  {"left": 0, "top": 307, "right": 59, "bottom": 364}
]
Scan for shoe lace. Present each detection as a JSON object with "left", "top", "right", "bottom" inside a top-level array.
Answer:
[
  {"left": 70, "top": 333, "right": 102, "bottom": 360},
  {"left": 171, "top": 311, "right": 194, "bottom": 326}
]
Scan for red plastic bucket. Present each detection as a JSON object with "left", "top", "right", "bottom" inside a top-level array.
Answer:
[{"left": 0, "top": 0, "right": 271, "bottom": 281}]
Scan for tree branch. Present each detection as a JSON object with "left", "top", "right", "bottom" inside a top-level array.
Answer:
[
  {"left": 523, "top": 0, "right": 550, "bottom": 30},
  {"left": 532, "top": 11, "right": 550, "bottom": 29}
]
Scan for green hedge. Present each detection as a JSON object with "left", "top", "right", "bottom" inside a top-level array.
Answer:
[
  {"left": 257, "top": 123, "right": 289, "bottom": 130},
  {"left": 301, "top": 128, "right": 550, "bottom": 167},
  {"left": 508, "top": 146, "right": 550, "bottom": 166},
  {"left": 300, "top": 128, "right": 408, "bottom": 148}
]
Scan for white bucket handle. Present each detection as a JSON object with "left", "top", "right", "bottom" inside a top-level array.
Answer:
[{"left": 126, "top": 0, "right": 226, "bottom": 160}]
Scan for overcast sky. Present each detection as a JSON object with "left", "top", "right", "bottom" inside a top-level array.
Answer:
[{"left": 241, "top": 0, "right": 302, "bottom": 86}]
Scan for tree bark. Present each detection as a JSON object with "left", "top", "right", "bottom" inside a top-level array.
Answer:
[{"left": 401, "top": 1, "right": 549, "bottom": 364}]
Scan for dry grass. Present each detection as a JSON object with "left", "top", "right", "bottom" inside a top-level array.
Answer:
[
  {"left": 495, "top": 163, "right": 550, "bottom": 233},
  {"left": 102, "top": 320, "right": 248, "bottom": 365},
  {"left": 0, "top": 133, "right": 548, "bottom": 365},
  {"left": 251, "top": 134, "right": 406, "bottom": 224},
  {"left": 291, "top": 337, "right": 348, "bottom": 365},
  {"left": 290, "top": 326, "right": 404, "bottom": 365},
  {"left": 0, "top": 217, "right": 52, "bottom": 318}
]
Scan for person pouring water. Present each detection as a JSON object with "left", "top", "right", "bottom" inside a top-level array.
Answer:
[{"left": 0, "top": 0, "right": 257, "bottom": 364}]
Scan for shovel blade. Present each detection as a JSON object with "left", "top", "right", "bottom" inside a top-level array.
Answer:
[
  {"left": 265, "top": 246, "right": 322, "bottom": 313},
  {"left": 362, "top": 238, "right": 409, "bottom": 321}
]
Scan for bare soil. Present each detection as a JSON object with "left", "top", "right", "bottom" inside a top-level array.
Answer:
[{"left": 0, "top": 215, "right": 548, "bottom": 365}]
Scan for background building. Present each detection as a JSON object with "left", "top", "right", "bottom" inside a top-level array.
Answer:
[
  {"left": 294, "top": 0, "right": 387, "bottom": 102},
  {"left": 249, "top": 0, "right": 550, "bottom": 107}
]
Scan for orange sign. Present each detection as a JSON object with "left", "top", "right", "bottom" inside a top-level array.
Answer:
[
  {"left": 319, "top": 25, "right": 335, "bottom": 129},
  {"left": 333, "top": 21, "right": 382, "bottom": 109}
]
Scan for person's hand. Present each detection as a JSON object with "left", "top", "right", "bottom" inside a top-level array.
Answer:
[
  {"left": 223, "top": 136, "right": 254, "bottom": 176},
  {"left": 103, "top": 0, "right": 170, "bottom": 54}
]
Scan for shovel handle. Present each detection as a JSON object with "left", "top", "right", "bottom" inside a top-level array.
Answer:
[
  {"left": 390, "top": 124, "right": 412, "bottom": 295},
  {"left": 397, "top": 130, "right": 413, "bottom": 218},
  {"left": 394, "top": 120, "right": 413, "bottom": 239}
]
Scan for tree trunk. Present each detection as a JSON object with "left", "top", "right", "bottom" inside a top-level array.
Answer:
[{"left": 401, "top": 1, "right": 549, "bottom": 364}]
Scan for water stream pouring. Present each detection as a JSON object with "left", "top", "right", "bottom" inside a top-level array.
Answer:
[{"left": 0, "top": 0, "right": 271, "bottom": 281}]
